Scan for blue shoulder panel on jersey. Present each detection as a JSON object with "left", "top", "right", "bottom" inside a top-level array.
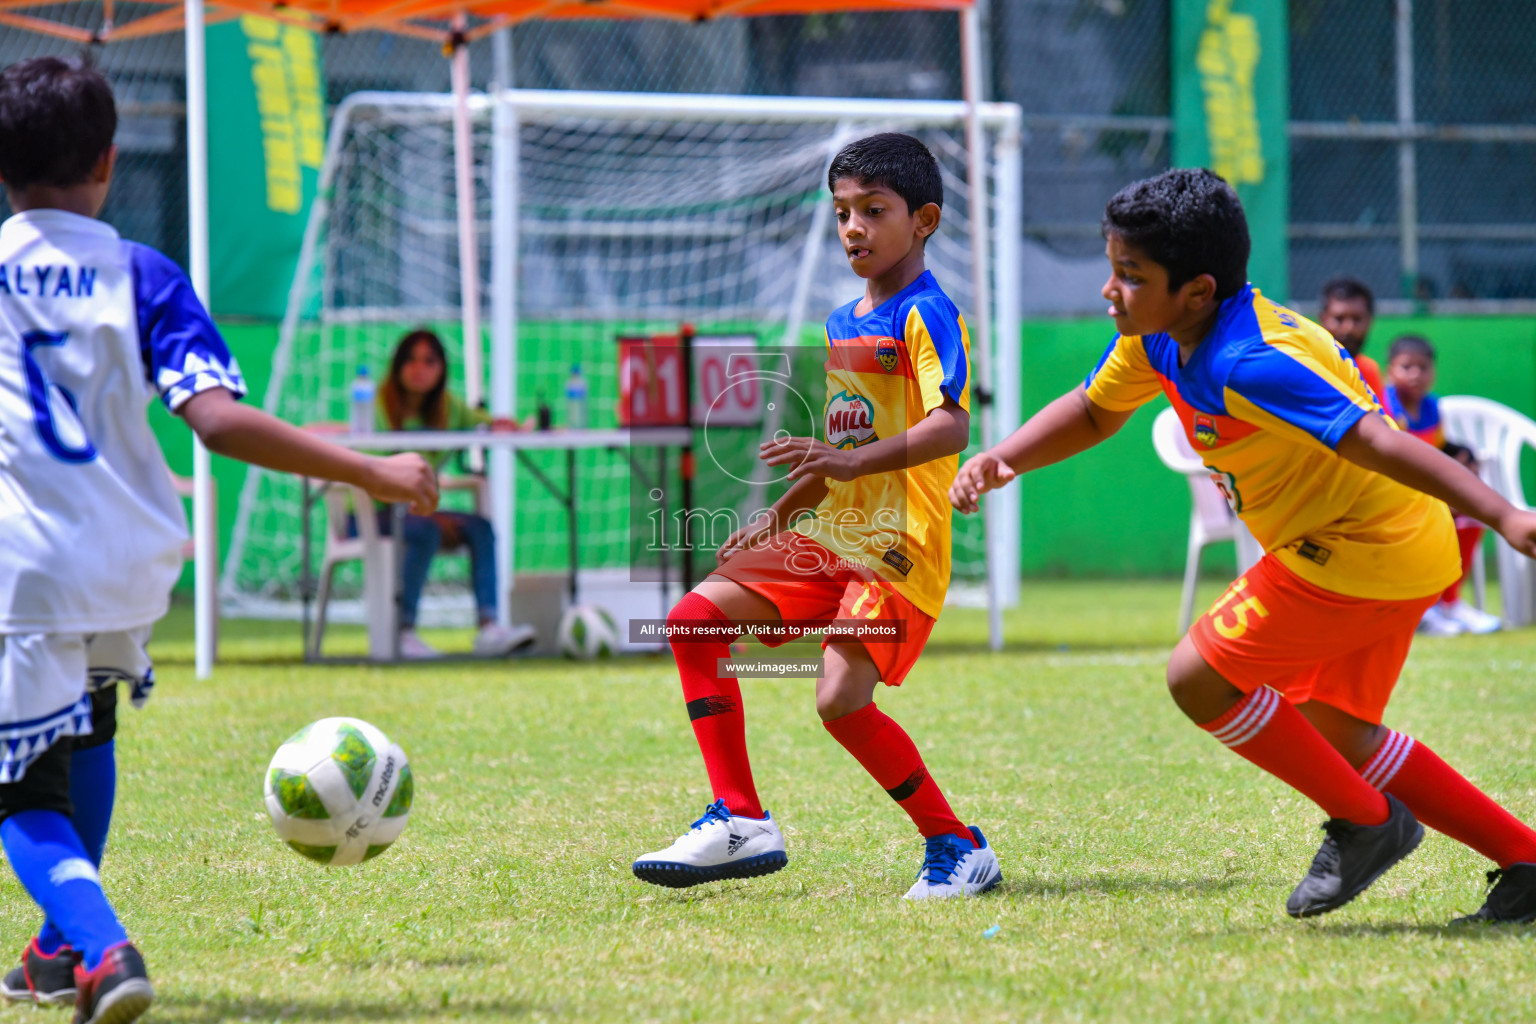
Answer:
[
  {"left": 824, "top": 298, "right": 863, "bottom": 344},
  {"left": 903, "top": 290, "right": 968, "bottom": 403},
  {"left": 128, "top": 243, "right": 246, "bottom": 411},
  {"left": 1420, "top": 392, "right": 1442, "bottom": 431},
  {"left": 1163, "top": 286, "right": 1267, "bottom": 414},
  {"left": 1225, "top": 341, "right": 1369, "bottom": 448}
]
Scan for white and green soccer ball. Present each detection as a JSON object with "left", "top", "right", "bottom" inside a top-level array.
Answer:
[
  {"left": 558, "top": 604, "right": 621, "bottom": 660},
  {"left": 264, "top": 717, "right": 413, "bottom": 866}
]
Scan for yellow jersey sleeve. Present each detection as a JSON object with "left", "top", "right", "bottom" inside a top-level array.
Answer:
[{"left": 1084, "top": 335, "right": 1164, "bottom": 412}]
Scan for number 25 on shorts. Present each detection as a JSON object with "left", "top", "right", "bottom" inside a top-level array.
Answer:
[{"left": 1206, "top": 577, "right": 1270, "bottom": 639}]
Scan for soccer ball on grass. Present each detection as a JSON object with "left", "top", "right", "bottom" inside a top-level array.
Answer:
[
  {"left": 264, "top": 717, "right": 413, "bottom": 866},
  {"left": 558, "top": 604, "right": 621, "bottom": 660}
]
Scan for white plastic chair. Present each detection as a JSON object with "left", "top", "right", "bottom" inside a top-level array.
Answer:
[
  {"left": 1152, "top": 407, "right": 1264, "bottom": 634},
  {"left": 311, "top": 475, "right": 489, "bottom": 658},
  {"left": 1441, "top": 395, "right": 1536, "bottom": 626}
]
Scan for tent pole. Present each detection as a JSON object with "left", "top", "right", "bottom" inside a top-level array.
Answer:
[
  {"left": 961, "top": 5, "right": 1002, "bottom": 652},
  {"left": 451, "top": 16, "right": 484, "bottom": 413},
  {"left": 186, "top": 0, "right": 216, "bottom": 679}
]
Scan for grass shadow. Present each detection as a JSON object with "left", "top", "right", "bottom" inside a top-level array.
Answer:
[
  {"left": 1005, "top": 872, "right": 1262, "bottom": 897},
  {"left": 1288, "top": 919, "right": 1536, "bottom": 941}
]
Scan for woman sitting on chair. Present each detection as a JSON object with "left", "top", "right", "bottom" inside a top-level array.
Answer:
[{"left": 377, "top": 328, "right": 534, "bottom": 659}]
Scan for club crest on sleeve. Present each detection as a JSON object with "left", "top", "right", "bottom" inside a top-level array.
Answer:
[
  {"left": 1193, "top": 415, "right": 1219, "bottom": 449},
  {"left": 876, "top": 338, "right": 899, "bottom": 373}
]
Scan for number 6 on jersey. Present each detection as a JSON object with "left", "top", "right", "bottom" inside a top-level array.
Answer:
[{"left": 21, "top": 329, "right": 96, "bottom": 463}]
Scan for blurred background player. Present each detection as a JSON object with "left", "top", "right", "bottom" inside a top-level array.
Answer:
[
  {"left": 0, "top": 57, "right": 437, "bottom": 1020},
  {"left": 1318, "top": 276, "right": 1387, "bottom": 409},
  {"left": 1383, "top": 334, "right": 1500, "bottom": 636},
  {"left": 631, "top": 133, "right": 1000, "bottom": 900},
  {"left": 952, "top": 168, "right": 1536, "bottom": 925}
]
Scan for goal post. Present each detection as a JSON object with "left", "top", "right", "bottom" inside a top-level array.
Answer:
[{"left": 222, "top": 88, "right": 1023, "bottom": 633}]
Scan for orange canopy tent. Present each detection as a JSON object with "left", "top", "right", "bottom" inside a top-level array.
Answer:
[
  {"left": 2, "top": 0, "right": 998, "bottom": 673},
  {"left": 0, "top": 0, "right": 967, "bottom": 46}
]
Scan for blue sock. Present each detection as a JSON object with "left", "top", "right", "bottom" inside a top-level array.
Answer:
[
  {"left": 2, "top": 809, "right": 127, "bottom": 971},
  {"left": 37, "top": 741, "right": 116, "bottom": 956}
]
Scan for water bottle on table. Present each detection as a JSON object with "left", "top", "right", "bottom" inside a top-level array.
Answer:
[
  {"left": 350, "top": 366, "right": 376, "bottom": 434},
  {"left": 565, "top": 363, "right": 588, "bottom": 430}
]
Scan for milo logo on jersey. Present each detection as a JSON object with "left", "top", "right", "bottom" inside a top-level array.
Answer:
[{"left": 825, "top": 390, "right": 878, "bottom": 449}]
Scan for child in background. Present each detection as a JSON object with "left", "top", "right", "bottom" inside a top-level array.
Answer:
[{"left": 1384, "top": 335, "right": 1501, "bottom": 635}]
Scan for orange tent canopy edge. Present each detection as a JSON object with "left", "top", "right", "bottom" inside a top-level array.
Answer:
[{"left": 0, "top": 0, "right": 970, "bottom": 46}]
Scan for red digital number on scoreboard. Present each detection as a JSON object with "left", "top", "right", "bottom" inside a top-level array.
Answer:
[{"left": 618, "top": 334, "right": 764, "bottom": 427}]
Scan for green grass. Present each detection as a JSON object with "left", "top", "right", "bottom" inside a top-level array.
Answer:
[{"left": 8, "top": 580, "right": 1536, "bottom": 1023}]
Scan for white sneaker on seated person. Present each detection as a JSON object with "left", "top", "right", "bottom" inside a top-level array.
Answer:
[
  {"left": 1442, "top": 600, "right": 1502, "bottom": 635},
  {"left": 1416, "top": 603, "right": 1464, "bottom": 637},
  {"left": 473, "top": 622, "right": 537, "bottom": 657},
  {"left": 399, "top": 629, "right": 442, "bottom": 659}
]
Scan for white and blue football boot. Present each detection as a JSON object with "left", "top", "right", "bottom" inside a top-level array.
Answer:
[
  {"left": 903, "top": 826, "right": 1002, "bottom": 900},
  {"left": 632, "top": 799, "right": 787, "bottom": 888}
]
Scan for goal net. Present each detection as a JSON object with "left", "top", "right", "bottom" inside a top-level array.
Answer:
[{"left": 222, "top": 89, "right": 1022, "bottom": 620}]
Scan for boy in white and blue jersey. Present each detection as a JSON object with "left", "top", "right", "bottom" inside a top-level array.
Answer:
[{"left": 0, "top": 58, "right": 438, "bottom": 1022}]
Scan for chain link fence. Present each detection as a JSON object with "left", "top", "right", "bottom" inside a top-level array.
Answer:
[{"left": 2, "top": 0, "right": 1534, "bottom": 312}]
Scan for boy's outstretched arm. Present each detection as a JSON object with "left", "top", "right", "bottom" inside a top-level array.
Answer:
[
  {"left": 950, "top": 385, "right": 1134, "bottom": 513},
  {"left": 180, "top": 388, "right": 439, "bottom": 514},
  {"left": 1337, "top": 412, "right": 1536, "bottom": 556},
  {"left": 759, "top": 397, "right": 969, "bottom": 482}
]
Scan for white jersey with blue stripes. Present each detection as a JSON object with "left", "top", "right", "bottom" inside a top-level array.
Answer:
[{"left": 0, "top": 209, "right": 246, "bottom": 633}]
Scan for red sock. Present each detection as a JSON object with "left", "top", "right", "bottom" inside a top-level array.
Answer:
[
  {"left": 1361, "top": 730, "right": 1536, "bottom": 868},
  {"left": 1443, "top": 524, "right": 1484, "bottom": 604},
  {"left": 1199, "top": 687, "right": 1389, "bottom": 825},
  {"left": 823, "top": 703, "right": 972, "bottom": 844},
  {"left": 669, "top": 592, "right": 763, "bottom": 819}
]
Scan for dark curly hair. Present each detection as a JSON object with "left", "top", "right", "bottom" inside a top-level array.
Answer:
[
  {"left": 1102, "top": 168, "right": 1250, "bottom": 300},
  {"left": 0, "top": 57, "right": 116, "bottom": 190},
  {"left": 828, "top": 132, "right": 943, "bottom": 215}
]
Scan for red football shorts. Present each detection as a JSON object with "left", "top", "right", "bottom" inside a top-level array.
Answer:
[
  {"left": 711, "top": 531, "right": 935, "bottom": 686},
  {"left": 1189, "top": 554, "right": 1438, "bottom": 724}
]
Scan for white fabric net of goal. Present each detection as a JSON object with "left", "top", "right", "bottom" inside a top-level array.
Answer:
[{"left": 222, "top": 93, "right": 1014, "bottom": 617}]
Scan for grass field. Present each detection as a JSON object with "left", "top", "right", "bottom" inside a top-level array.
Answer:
[{"left": 5, "top": 580, "right": 1536, "bottom": 1023}]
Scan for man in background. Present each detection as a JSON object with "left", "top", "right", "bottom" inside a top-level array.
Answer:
[{"left": 1319, "top": 277, "right": 1388, "bottom": 408}]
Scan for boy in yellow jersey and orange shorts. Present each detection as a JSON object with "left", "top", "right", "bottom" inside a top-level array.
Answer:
[
  {"left": 631, "top": 133, "right": 1001, "bottom": 900},
  {"left": 953, "top": 168, "right": 1536, "bottom": 923}
]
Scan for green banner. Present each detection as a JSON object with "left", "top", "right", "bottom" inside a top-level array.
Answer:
[
  {"left": 207, "top": 16, "right": 325, "bottom": 319},
  {"left": 1172, "top": 0, "right": 1289, "bottom": 301}
]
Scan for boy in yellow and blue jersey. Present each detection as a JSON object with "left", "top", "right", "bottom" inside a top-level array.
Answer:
[
  {"left": 632, "top": 133, "right": 1001, "bottom": 900},
  {"left": 953, "top": 168, "right": 1536, "bottom": 924}
]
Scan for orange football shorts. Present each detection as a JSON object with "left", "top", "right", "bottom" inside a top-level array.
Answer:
[
  {"left": 711, "top": 531, "right": 934, "bottom": 686},
  {"left": 1189, "top": 554, "right": 1439, "bottom": 724}
]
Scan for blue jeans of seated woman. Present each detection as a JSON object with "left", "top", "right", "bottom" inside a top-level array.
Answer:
[{"left": 377, "top": 511, "right": 498, "bottom": 628}]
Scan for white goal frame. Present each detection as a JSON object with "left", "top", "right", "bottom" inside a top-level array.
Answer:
[{"left": 225, "top": 88, "right": 1023, "bottom": 647}]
